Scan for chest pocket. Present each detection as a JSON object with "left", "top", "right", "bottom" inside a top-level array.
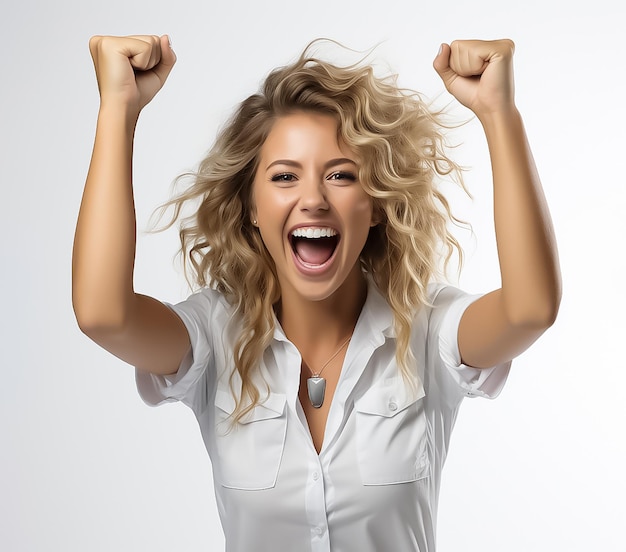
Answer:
[
  {"left": 214, "top": 389, "right": 287, "bottom": 491},
  {"left": 354, "top": 376, "right": 429, "bottom": 485}
]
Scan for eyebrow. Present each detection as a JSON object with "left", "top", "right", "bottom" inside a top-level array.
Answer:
[{"left": 265, "top": 157, "right": 357, "bottom": 171}]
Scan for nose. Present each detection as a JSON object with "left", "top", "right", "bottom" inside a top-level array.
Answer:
[{"left": 299, "top": 179, "right": 329, "bottom": 213}]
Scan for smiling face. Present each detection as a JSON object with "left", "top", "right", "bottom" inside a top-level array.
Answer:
[{"left": 251, "top": 111, "right": 375, "bottom": 306}]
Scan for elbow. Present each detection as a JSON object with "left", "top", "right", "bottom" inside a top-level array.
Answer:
[
  {"left": 530, "top": 302, "right": 560, "bottom": 330},
  {"left": 503, "top": 277, "right": 562, "bottom": 331},
  {"left": 507, "top": 292, "right": 561, "bottom": 331},
  {"left": 72, "top": 298, "right": 129, "bottom": 339},
  {"left": 74, "top": 312, "right": 126, "bottom": 341},
  {"left": 504, "top": 270, "right": 562, "bottom": 330},
  {"left": 72, "top": 282, "right": 136, "bottom": 338},
  {"left": 541, "top": 281, "right": 563, "bottom": 328},
  {"left": 75, "top": 316, "right": 114, "bottom": 339}
]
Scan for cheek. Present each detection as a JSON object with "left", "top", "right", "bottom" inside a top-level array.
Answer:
[
  {"left": 253, "top": 184, "right": 294, "bottom": 220},
  {"left": 250, "top": 181, "right": 261, "bottom": 219},
  {"left": 351, "top": 195, "right": 375, "bottom": 225}
]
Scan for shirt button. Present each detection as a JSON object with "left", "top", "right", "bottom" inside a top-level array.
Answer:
[
  {"left": 389, "top": 401, "right": 398, "bottom": 412},
  {"left": 315, "top": 526, "right": 323, "bottom": 536},
  {"left": 312, "top": 471, "right": 320, "bottom": 481}
]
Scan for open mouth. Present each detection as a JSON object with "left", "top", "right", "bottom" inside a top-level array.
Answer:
[{"left": 289, "top": 227, "right": 340, "bottom": 267}]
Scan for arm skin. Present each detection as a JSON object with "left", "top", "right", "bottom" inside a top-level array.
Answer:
[
  {"left": 72, "top": 35, "right": 189, "bottom": 375},
  {"left": 434, "top": 40, "right": 562, "bottom": 368}
]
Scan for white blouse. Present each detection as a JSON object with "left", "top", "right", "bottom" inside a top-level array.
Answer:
[{"left": 136, "top": 280, "right": 510, "bottom": 551}]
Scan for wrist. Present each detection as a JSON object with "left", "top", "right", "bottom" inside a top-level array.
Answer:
[
  {"left": 97, "top": 101, "right": 140, "bottom": 136},
  {"left": 477, "top": 106, "right": 522, "bottom": 136}
]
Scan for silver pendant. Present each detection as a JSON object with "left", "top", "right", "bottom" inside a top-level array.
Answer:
[{"left": 307, "top": 376, "right": 326, "bottom": 408}]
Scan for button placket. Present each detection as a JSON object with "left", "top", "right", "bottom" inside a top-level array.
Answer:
[{"left": 306, "top": 460, "right": 330, "bottom": 551}]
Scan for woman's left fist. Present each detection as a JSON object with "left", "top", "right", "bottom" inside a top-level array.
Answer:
[{"left": 433, "top": 39, "right": 516, "bottom": 118}]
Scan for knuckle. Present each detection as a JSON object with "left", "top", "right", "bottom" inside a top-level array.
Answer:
[
  {"left": 88, "top": 35, "right": 102, "bottom": 53},
  {"left": 95, "top": 36, "right": 115, "bottom": 52},
  {"left": 497, "top": 38, "right": 515, "bottom": 55},
  {"left": 505, "top": 38, "right": 516, "bottom": 53}
]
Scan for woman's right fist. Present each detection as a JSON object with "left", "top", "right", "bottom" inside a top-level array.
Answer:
[{"left": 89, "top": 35, "right": 176, "bottom": 114}]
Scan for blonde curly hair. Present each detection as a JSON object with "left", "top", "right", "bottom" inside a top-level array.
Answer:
[{"left": 160, "top": 40, "right": 464, "bottom": 422}]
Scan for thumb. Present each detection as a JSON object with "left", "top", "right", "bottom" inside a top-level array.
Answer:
[
  {"left": 152, "top": 35, "right": 176, "bottom": 84},
  {"left": 432, "top": 43, "right": 455, "bottom": 89}
]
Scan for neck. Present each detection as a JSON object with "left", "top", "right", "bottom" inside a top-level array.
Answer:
[{"left": 278, "top": 270, "right": 367, "bottom": 354}]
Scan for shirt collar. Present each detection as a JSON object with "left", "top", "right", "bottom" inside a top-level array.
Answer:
[
  {"left": 272, "top": 276, "right": 395, "bottom": 345},
  {"left": 361, "top": 277, "right": 395, "bottom": 340}
]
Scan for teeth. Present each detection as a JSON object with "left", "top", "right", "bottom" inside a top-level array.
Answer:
[{"left": 291, "top": 227, "right": 337, "bottom": 238}]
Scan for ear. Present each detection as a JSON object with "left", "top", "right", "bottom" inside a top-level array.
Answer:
[{"left": 370, "top": 206, "right": 383, "bottom": 227}]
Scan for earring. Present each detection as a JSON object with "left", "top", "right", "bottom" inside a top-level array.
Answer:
[{"left": 252, "top": 219, "right": 258, "bottom": 226}]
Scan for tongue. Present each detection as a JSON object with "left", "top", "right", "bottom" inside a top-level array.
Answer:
[{"left": 294, "top": 238, "right": 335, "bottom": 265}]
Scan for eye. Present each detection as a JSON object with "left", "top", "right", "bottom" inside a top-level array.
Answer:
[
  {"left": 327, "top": 171, "right": 357, "bottom": 183},
  {"left": 271, "top": 173, "right": 297, "bottom": 184}
]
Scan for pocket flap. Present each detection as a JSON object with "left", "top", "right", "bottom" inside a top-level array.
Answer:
[
  {"left": 355, "top": 376, "right": 425, "bottom": 418},
  {"left": 215, "top": 389, "right": 286, "bottom": 424}
]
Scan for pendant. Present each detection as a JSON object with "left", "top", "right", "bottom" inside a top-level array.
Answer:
[{"left": 307, "top": 376, "right": 326, "bottom": 408}]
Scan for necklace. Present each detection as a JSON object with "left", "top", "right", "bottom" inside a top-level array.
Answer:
[{"left": 304, "top": 335, "right": 352, "bottom": 409}]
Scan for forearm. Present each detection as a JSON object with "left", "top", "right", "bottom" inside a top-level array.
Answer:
[
  {"left": 72, "top": 106, "right": 140, "bottom": 330},
  {"left": 435, "top": 39, "right": 561, "bottom": 365},
  {"left": 480, "top": 108, "right": 561, "bottom": 327}
]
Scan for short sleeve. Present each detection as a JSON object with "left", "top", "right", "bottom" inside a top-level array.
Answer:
[
  {"left": 135, "top": 289, "right": 218, "bottom": 413},
  {"left": 430, "top": 285, "right": 511, "bottom": 400}
]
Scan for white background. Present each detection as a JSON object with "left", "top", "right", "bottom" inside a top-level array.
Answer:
[{"left": 2, "top": 0, "right": 625, "bottom": 550}]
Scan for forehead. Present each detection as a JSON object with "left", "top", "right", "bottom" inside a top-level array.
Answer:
[{"left": 258, "top": 111, "right": 355, "bottom": 164}]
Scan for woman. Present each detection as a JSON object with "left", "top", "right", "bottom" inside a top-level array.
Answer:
[{"left": 73, "top": 35, "right": 561, "bottom": 551}]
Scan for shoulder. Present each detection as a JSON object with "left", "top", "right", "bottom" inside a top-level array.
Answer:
[
  {"left": 174, "top": 286, "right": 231, "bottom": 310},
  {"left": 427, "top": 282, "right": 470, "bottom": 303},
  {"left": 425, "top": 283, "right": 479, "bottom": 321},
  {"left": 167, "top": 287, "right": 235, "bottom": 333},
  {"left": 177, "top": 287, "right": 229, "bottom": 308},
  {"left": 419, "top": 283, "right": 482, "bottom": 350}
]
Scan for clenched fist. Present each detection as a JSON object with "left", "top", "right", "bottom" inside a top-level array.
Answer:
[
  {"left": 89, "top": 34, "right": 176, "bottom": 115},
  {"left": 433, "top": 39, "right": 515, "bottom": 119}
]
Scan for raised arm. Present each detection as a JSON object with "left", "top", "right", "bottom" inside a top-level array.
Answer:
[
  {"left": 433, "top": 39, "right": 562, "bottom": 368},
  {"left": 72, "top": 35, "right": 189, "bottom": 375}
]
